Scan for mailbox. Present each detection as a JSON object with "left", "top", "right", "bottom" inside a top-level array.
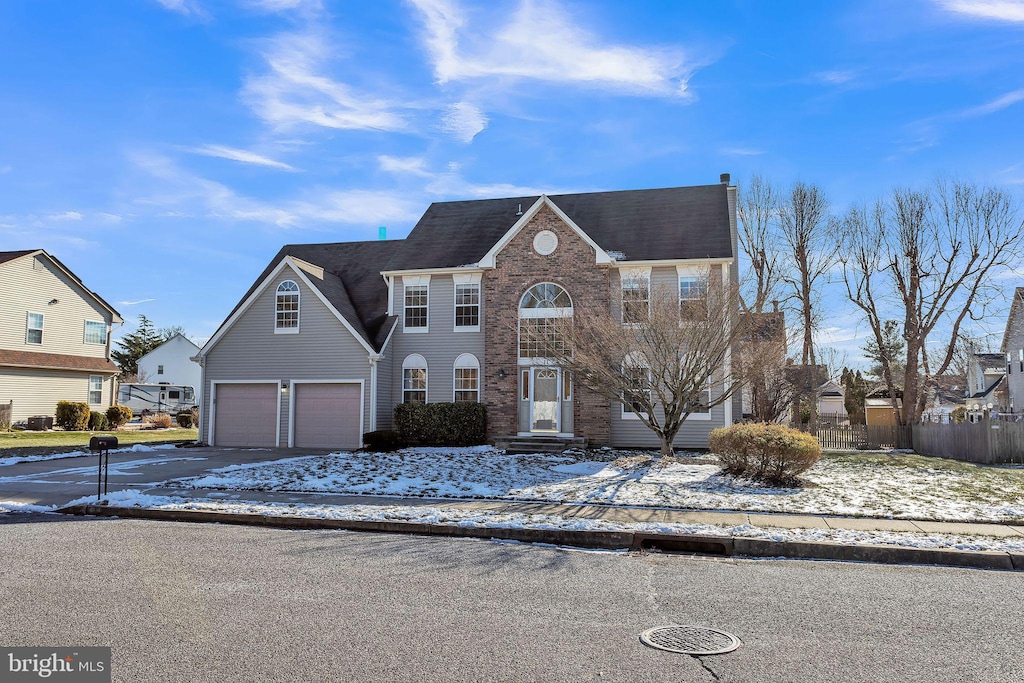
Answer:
[{"left": 89, "top": 436, "right": 118, "bottom": 451}]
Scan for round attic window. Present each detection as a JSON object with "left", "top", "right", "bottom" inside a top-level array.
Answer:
[{"left": 533, "top": 230, "right": 558, "bottom": 255}]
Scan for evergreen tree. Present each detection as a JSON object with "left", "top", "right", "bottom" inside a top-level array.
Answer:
[
  {"left": 842, "top": 367, "right": 868, "bottom": 425},
  {"left": 863, "top": 320, "right": 906, "bottom": 383},
  {"left": 111, "top": 315, "right": 163, "bottom": 379}
]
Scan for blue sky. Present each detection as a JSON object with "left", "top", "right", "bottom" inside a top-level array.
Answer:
[{"left": 2, "top": 0, "right": 1022, "bottom": 366}]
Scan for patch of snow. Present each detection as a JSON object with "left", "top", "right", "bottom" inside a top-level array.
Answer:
[
  {"left": 0, "top": 500, "right": 56, "bottom": 513},
  {"left": 0, "top": 443, "right": 178, "bottom": 468}
]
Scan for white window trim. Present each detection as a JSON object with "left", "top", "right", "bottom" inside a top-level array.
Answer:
[
  {"left": 88, "top": 375, "right": 104, "bottom": 405},
  {"left": 402, "top": 354, "right": 428, "bottom": 404},
  {"left": 453, "top": 273, "right": 482, "bottom": 333},
  {"left": 620, "top": 267, "right": 652, "bottom": 325},
  {"left": 453, "top": 353, "right": 481, "bottom": 402},
  {"left": 26, "top": 311, "right": 43, "bottom": 345},
  {"left": 621, "top": 354, "right": 652, "bottom": 420},
  {"left": 518, "top": 283, "right": 573, "bottom": 361},
  {"left": 275, "top": 280, "right": 300, "bottom": 334},
  {"left": 403, "top": 275, "right": 430, "bottom": 334},
  {"left": 687, "top": 380, "right": 714, "bottom": 421},
  {"left": 84, "top": 320, "right": 107, "bottom": 345},
  {"left": 157, "top": 365, "right": 164, "bottom": 375}
]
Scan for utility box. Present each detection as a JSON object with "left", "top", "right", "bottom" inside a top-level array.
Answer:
[{"left": 26, "top": 416, "right": 54, "bottom": 431}]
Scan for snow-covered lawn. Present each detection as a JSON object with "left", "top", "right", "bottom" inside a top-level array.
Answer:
[
  {"left": 169, "top": 447, "right": 1024, "bottom": 523},
  {"left": 72, "top": 490, "right": 1024, "bottom": 554}
]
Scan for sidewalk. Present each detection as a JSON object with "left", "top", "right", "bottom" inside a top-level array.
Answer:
[{"left": 56, "top": 485, "right": 1024, "bottom": 572}]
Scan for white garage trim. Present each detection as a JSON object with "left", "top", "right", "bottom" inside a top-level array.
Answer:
[
  {"left": 209, "top": 380, "right": 282, "bottom": 447},
  {"left": 287, "top": 379, "right": 365, "bottom": 448}
]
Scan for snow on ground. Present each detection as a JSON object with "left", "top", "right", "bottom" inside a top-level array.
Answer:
[
  {"left": 170, "top": 447, "right": 1024, "bottom": 523},
  {"left": 0, "top": 501, "right": 56, "bottom": 513},
  {"left": 74, "top": 490, "right": 1024, "bottom": 554},
  {"left": 0, "top": 443, "right": 179, "bottom": 468}
]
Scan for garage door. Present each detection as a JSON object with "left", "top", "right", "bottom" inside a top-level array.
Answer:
[
  {"left": 293, "top": 383, "right": 361, "bottom": 449},
  {"left": 213, "top": 383, "right": 278, "bottom": 447}
]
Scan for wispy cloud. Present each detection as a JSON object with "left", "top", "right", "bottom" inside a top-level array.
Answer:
[
  {"left": 719, "top": 147, "right": 765, "bottom": 156},
  {"left": 378, "top": 155, "right": 432, "bottom": 176},
  {"left": 243, "top": 32, "right": 408, "bottom": 132},
  {"left": 408, "top": 0, "right": 694, "bottom": 97},
  {"left": 152, "top": 0, "right": 207, "bottom": 18},
  {"left": 47, "top": 211, "right": 83, "bottom": 221},
  {"left": 119, "top": 298, "right": 157, "bottom": 306},
  {"left": 0, "top": 165, "right": 11, "bottom": 174},
  {"left": 896, "top": 88, "right": 1024, "bottom": 156},
  {"left": 188, "top": 144, "right": 296, "bottom": 171},
  {"left": 956, "top": 88, "right": 1024, "bottom": 117},
  {"left": 440, "top": 102, "right": 488, "bottom": 143},
  {"left": 812, "top": 69, "right": 859, "bottom": 85},
  {"left": 936, "top": 0, "right": 1024, "bottom": 23},
  {"left": 241, "top": 0, "right": 322, "bottom": 13}
]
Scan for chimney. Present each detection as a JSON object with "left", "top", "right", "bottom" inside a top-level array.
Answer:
[
  {"left": 720, "top": 173, "right": 731, "bottom": 185},
  {"left": 378, "top": 226, "right": 386, "bottom": 241},
  {"left": 772, "top": 299, "right": 779, "bottom": 312}
]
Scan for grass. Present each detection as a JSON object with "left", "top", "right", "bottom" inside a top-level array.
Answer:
[{"left": 0, "top": 428, "right": 198, "bottom": 451}]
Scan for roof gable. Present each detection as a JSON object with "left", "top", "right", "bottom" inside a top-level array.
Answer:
[
  {"left": 0, "top": 249, "right": 123, "bottom": 323},
  {"left": 1001, "top": 287, "right": 1024, "bottom": 353}
]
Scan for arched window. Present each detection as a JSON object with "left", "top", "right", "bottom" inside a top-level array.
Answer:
[
  {"left": 453, "top": 354, "right": 480, "bottom": 403},
  {"left": 275, "top": 280, "right": 300, "bottom": 332},
  {"left": 518, "top": 283, "right": 572, "bottom": 359},
  {"left": 402, "top": 354, "right": 427, "bottom": 404}
]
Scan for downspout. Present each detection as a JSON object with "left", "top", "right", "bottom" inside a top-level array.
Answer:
[{"left": 369, "top": 356, "right": 379, "bottom": 434}]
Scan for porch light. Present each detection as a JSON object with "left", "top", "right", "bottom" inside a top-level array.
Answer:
[
  {"left": 281, "top": 381, "right": 289, "bottom": 392},
  {"left": 497, "top": 369, "right": 506, "bottom": 379}
]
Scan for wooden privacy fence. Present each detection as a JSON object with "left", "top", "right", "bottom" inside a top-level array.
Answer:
[
  {"left": 0, "top": 401, "right": 10, "bottom": 429},
  {"left": 912, "top": 419, "right": 1024, "bottom": 464},
  {"left": 805, "top": 424, "right": 912, "bottom": 450}
]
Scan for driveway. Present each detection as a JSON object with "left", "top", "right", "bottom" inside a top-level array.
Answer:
[{"left": 0, "top": 447, "right": 326, "bottom": 508}]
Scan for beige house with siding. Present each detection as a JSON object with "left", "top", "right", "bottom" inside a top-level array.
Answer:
[{"left": 0, "top": 250, "right": 123, "bottom": 424}]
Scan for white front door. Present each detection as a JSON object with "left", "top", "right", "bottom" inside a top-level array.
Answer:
[{"left": 530, "top": 367, "right": 560, "bottom": 433}]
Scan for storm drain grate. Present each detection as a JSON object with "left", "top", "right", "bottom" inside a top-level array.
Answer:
[{"left": 639, "top": 625, "right": 742, "bottom": 656}]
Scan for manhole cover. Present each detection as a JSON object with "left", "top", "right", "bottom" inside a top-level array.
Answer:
[{"left": 639, "top": 625, "right": 742, "bottom": 656}]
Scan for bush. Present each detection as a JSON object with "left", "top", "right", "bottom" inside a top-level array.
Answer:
[
  {"left": 88, "top": 411, "right": 108, "bottom": 431},
  {"left": 393, "top": 402, "right": 487, "bottom": 446},
  {"left": 708, "top": 422, "right": 821, "bottom": 486},
  {"left": 362, "top": 429, "right": 404, "bottom": 451},
  {"left": 106, "top": 404, "right": 133, "bottom": 429},
  {"left": 144, "top": 412, "right": 174, "bottom": 429},
  {"left": 950, "top": 406, "right": 968, "bottom": 424},
  {"left": 55, "top": 401, "right": 90, "bottom": 431},
  {"left": 176, "top": 407, "right": 199, "bottom": 428}
]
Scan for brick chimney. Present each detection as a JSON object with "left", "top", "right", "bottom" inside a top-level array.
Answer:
[{"left": 720, "top": 173, "right": 731, "bottom": 185}]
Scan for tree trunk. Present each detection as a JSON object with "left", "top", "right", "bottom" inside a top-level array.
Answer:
[{"left": 658, "top": 430, "right": 676, "bottom": 459}]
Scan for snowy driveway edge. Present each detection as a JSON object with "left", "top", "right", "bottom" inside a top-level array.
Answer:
[{"left": 57, "top": 503, "right": 1023, "bottom": 572}]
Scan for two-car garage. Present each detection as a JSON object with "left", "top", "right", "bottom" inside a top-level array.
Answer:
[{"left": 211, "top": 381, "right": 363, "bottom": 450}]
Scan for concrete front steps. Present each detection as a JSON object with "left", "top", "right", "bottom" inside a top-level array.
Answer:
[{"left": 493, "top": 435, "right": 588, "bottom": 454}]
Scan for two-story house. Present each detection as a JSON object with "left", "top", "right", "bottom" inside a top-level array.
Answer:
[
  {"left": 137, "top": 333, "right": 203, "bottom": 402},
  {"left": 1001, "top": 286, "right": 1024, "bottom": 414},
  {"left": 0, "top": 250, "right": 123, "bottom": 424},
  {"left": 196, "top": 176, "right": 740, "bottom": 450}
]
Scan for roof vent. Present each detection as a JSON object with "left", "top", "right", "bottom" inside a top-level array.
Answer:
[
  {"left": 516, "top": 203, "right": 523, "bottom": 216},
  {"left": 720, "top": 173, "right": 731, "bottom": 185}
]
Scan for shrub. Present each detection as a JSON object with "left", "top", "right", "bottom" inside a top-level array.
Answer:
[
  {"left": 393, "top": 402, "right": 487, "bottom": 446},
  {"left": 144, "top": 412, "right": 174, "bottom": 429},
  {"left": 106, "top": 404, "right": 133, "bottom": 429},
  {"left": 363, "top": 429, "right": 404, "bottom": 451},
  {"left": 88, "top": 411, "right": 108, "bottom": 431},
  {"left": 176, "top": 407, "right": 199, "bottom": 428},
  {"left": 708, "top": 422, "right": 821, "bottom": 486},
  {"left": 950, "top": 406, "right": 968, "bottom": 424},
  {"left": 55, "top": 401, "right": 90, "bottom": 431}
]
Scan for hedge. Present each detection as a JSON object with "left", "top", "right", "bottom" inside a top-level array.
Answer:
[
  {"left": 708, "top": 422, "right": 821, "bottom": 486},
  {"left": 393, "top": 402, "right": 487, "bottom": 446},
  {"left": 55, "top": 401, "right": 91, "bottom": 431},
  {"left": 106, "top": 405, "right": 133, "bottom": 429},
  {"left": 88, "top": 411, "right": 108, "bottom": 431},
  {"left": 362, "top": 430, "right": 404, "bottom": 451},
  {"left": 176, "top": 407, "right": 199, "bottom": 428}
]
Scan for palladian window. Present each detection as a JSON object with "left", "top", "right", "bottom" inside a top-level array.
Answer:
[{"left": 518, "top": 283, "right": 572, "bottom": 359}]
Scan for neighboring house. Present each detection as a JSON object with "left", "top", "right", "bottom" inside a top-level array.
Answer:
[
  {"left": 921, "top": 374, "right": 966, "bottom": 423},
  {"left": 0, "top": 250, "right": 123, "bottom": 424},
  {"left": 197, "top": 176, "right": 741, "bottom": 450},
  {"left": 816, "top": 380, "right": 847, "bottom": 419},
  {"left": 1001, "top": 286, "right": 1024, "bottom": 414},
  {"left": 864, "top": 386, "right": 902, "bottom": 426},
  {"left": 137, "top": 333, "right": 203, "bottom": 402},
  {"left": 965, "top": 352, "right": 1006, "bottom": 412}
]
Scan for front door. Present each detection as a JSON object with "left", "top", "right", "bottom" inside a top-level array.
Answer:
[{"left": 530, "top": 367, "right": 560, "bottom": 432}]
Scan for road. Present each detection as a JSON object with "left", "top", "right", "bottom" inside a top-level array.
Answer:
[{"left": 1, "top": 514, "right": 1021, "bottom": 682}]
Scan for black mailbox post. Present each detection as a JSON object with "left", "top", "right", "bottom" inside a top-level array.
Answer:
[{"left": 89, "top": 436, "right": 118, "bottom": 501}]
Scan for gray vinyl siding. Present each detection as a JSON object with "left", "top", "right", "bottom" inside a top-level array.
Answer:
[
  {"left": 0, "top": 254, "right": 113, "bottom": 357},
  {"left": 200, "top": 270, "right": 373, "bottom": 445},
  {"left": 609, "top": 393, "right": 725, "bottom": 449},
  {"left": 0, "top": 368, "right": 115, "bottom": 423},
  {"left": 375, "top": 331, "right": 395, "bottom": 430},
  {"left": 391, "top": 275, "right": 485, "bottom": 407}
]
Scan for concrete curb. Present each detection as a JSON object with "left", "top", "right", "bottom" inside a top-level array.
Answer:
[{"left": 57, "top": 504, "right": 1020, "bottom": 572}]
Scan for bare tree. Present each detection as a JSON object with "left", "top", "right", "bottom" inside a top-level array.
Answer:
[
  {"left": 839, "top": 180, "right": 1023, "bottom": 425},
  {"left": 779, "top": 182, "right": 836, "bottom": 430},
  {"left": 738, "top": 174, "right": 783, "bottom": 313},
  {"left": 523, "top": 275, "right": 747, "bottom": 458},
  {"left": 736, "top": 311, "right": 795, "bottom": 423}
]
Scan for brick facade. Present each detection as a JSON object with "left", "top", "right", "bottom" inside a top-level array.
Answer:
[{"left": 482, "top": 205, "right": 612, "bottom": 444}]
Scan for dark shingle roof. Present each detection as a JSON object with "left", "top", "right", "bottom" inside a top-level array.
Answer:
[
  {"left": 384, "top": 184, "right": 733, "bottom": 271},
  {"left": 0, "top": 250, "right": 36, "bottom": 265},
  {"left": 218, "top": 240, "right": 400, "bottom": 352}
]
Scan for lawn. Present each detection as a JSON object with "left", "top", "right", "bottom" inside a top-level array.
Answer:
[
  {"left": 0, "top": 428, "right": 198, "bottom": 454},
  {"left": 171, "top": 446, "right": 1024, "bottom": 523}
]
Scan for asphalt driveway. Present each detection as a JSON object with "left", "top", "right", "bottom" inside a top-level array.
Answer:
[{"left": 0, "top": 446, "right": 328, "bottom": 508}]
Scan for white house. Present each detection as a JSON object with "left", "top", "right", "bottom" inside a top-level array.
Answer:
[{"left": 138, "top": 334, "right": 203, "bottom": 402}]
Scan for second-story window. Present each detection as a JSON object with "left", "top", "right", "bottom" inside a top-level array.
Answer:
[
  {"left": 621, "top": 273, "right": 650, "bottom": 324},
  {"left": 275, "top": 280, "right": 300, "bottom": 332},
  {"left": 404, "top": 284, "right": 428, "bottom": 330},
  {"left": 26, "top": 312, "right": 43, "bottom": 345},
  {"left": 158, "top": 365, "right": 164, "bottom": 375},
  {"left": 455, "top": 283, "right": 480, "bottom": 329},
  {"left": 84, "top": 321, "right": 107, "bottom": 345},
  {"left": 679, "top": 274, "right": 709, "bottom": 319}
]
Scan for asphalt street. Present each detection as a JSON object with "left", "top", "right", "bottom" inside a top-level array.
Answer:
[{"left": 1, "top": 514, "right": 1021, "bottom": 682}]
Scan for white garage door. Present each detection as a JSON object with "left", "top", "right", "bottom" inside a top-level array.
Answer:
[
  {"left": 293, "top": 383, "right": 361, "bottom": 449},
  {"left": 213, "top": 383, "right": 278, "bottom": 447}
]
